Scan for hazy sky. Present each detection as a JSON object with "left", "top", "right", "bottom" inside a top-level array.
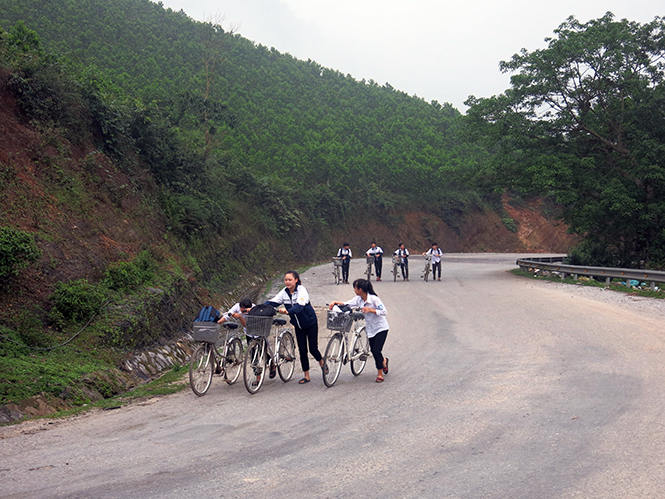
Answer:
[{"left": 157, "top": 0, "right": 663, "bottom": 112}]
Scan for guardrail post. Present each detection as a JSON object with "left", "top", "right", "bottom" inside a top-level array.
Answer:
[
  {"left": 651, "top": 282, "right": 656, "bottom": 291},
  {"left": 605, "top": 277, "right": 611, "bottom": 285}
]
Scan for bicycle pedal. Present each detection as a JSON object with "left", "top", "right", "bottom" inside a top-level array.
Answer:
[{"left": 359, "top": 354, "right": 368, "bottom": 361}]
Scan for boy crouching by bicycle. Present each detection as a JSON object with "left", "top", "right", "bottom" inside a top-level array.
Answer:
[
  {"left": 328, "top": 279, "right": 390, "bottom": 383},
  {"left": 219, "top": 297, "right": 276, "bottom": 378}
]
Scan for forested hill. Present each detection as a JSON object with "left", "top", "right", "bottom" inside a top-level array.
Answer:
[
  {"left": 0, "top": 0, "right": 576, "bottom": 414},
  {"left": 0, "top": 0, "right": 481, "bottom": 221}
]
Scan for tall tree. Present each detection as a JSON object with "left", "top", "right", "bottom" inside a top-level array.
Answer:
[{"left": 466, "top": 13, "right": 665, "bottom": 268}]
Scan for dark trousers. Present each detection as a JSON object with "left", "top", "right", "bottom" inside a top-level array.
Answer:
[
  {"left": 400, "top": 259, "right": 409, "bottom": 279},
  {"left": 432, "top": 261, "right": 441, "bottom": 279},
  {"left": 295, "top": 322, "right": 322, "bottom": 372},
  {"left": 374, "top": 257, "right": 383, "bottom": 278},
  {"left": 369, "top": 329, "right": 388, "bottom": 371},
  {"left": 341, "top": 258, "right": 350, "bottom": 282}
]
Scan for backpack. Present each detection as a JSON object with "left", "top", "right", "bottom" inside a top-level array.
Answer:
[
  {"left": 194, "top": 305, "right": 221, "bottom": 323},
  {"left": 248, "top": 304, "right": 277, "bottom": 317}
]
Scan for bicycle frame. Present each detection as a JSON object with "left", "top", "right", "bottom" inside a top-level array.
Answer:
[
  {"left": 323, "top": 310, "right": 369, "bottom": 387},
  {"left": 422, "top": 255, "right": 431, "bottom": 282},
  {"left": 365, "top": 257, "right": 374, "bottom": 281},
  {"left": 243, "top": 317, "right": 295, "bottom": 394},
  {"left": 189, "top": 322, "right": 243, "bottom": 396},
  {"left": 332, "top": 257, "right": 342, "bottom": 285}
]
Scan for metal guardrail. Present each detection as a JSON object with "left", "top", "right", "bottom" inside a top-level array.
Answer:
[{"left": 516, "top": 257, "right": 665, "bottom": 290}]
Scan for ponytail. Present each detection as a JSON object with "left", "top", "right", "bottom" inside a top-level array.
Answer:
[{"left": 352, "top": 278, "right": 377, "bottom": 296}]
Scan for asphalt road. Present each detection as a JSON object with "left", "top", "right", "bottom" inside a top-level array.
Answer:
[{"left": 2, "top": 253, "right": 665, "bottom": 499}]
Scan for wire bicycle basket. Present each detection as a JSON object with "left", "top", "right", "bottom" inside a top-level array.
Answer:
[
  {"left": 193, "top": 322, "right": 221, "bottom": 343},
  {"left": 326, "top": 310, "right": 354, "bottom": 332},
  {"left": 333, "top": 257, "right": 343, "bottom": 267},
  {"left": 245, "top": 316, "right": 275, "bottom": 337}
]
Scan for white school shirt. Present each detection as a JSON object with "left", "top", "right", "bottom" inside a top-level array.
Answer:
[
  {"left": 394, "top": 248, "right": 409, "bottom": 257},
  {"left": 223, "top": 302, "right": 256, "bottom": 335},
  {"left": 366, "top": 246, "right": 384, "bottom": 257},
  {"left": 337, "top": 247, "right": 352, "bottom": 258},
  {"left": 344, "top": 294, "right": 389, "bottom": 338},
  {"left": 425, "top": 247, "right": 443, "bottom": 263}
]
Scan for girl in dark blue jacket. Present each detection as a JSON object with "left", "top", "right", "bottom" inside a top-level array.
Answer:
[{"left": 266, "top": 270, "right": 322, "bottom": 384}]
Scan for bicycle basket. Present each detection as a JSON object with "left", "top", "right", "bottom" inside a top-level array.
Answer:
[
  {"left": 326, "top": 311, "right": 354, "bottom": 332},
  {"left": 365, "top": 256, "right": 374, "bottom": 264},
  {"left": 333, "top": 258, "right": 343, "bottom": 267},
  {"left": 245, "top": 316, "right": 274, "bottom": 337},
  {"left": 193, "top": 322, "right": 221, "bottom": 343}
]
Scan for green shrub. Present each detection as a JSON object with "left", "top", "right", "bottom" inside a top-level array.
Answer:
[
  {"left": 103, "top": 250, "right": 157, "bottom": 291},
  {"left": 502, "top": 216, "right": 518, "bottom": 233},
  {"left": 49, "top": 279, "right": 108, "bottom": 326},
  {"left": 0, "top": 226, "right": 42, "bottom": 279}
]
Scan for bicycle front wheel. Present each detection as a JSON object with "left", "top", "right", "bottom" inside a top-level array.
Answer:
[
  {"left": 393, "top": 264, "right": 397, "bottom": 282},
  {"left": 277, "top": 330, "right": 296, "bottom": 382},
  {"left": 350, "top": 326, "right": 369, "bottom": 376},
  {"left": 243, "top": 338, "right": 267, "bottom": 394},
  {"left": 189, "top": 343, "right": 214, "bottom": 396},
  {"left": 334, "top": 267, "right": 341, "bottom": 285},
  {"left": 365, "top": 264, "right": 372, "bottom": 281},
  {"left": 323, "top": 333, "right": 344, "bottom": 387},
  {"left": 224, "top": 337, "right": 243, "bottom": 385},
  {"left": 424, "top": 264, "right": 430, "bottom": 282}
]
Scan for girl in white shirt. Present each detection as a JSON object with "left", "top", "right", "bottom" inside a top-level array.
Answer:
[{"left": 328, "top": 278, "right": 390, "bottom": 383}]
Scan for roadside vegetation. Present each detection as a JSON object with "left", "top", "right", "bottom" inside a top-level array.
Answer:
[{"left": 511, "top": 269, "right": 665, "bottom": 300}]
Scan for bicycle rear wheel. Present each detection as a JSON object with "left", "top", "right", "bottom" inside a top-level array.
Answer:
[
  {"left": 189, "top": 343, "right": 214, "bottom": 396},
  {"left": 350, "top": 326, "right": 369, "bottom": 376},
  {"left": 243, "top": 338, "right": 267, "bottom": 394},
  {"left": 224, "top": 337, "right": 243, "bottom": 384},
  {"left": 323, "top": 333, "right": 344, "bottom": 387},
  {"left": 277, "top": 330, "right": 296, "bottom": 382}
]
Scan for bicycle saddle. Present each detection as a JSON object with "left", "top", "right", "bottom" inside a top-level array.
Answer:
[
  {"left": 223, "top": 322, "right": 239, "bottom": 330},
  {"left": 272, "top": 318, "right": 287, "bottom": 326}
]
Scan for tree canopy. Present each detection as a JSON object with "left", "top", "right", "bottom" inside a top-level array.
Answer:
[{"left": 465, "top": 13, "right": 665, "bottom": 268}]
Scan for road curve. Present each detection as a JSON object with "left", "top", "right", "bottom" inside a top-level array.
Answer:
[{"left": 2, "top": 253, "right": 665, "bottom": 499}]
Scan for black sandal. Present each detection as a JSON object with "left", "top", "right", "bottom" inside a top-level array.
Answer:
[
  {"left": 383, "top": 358, "right": 389, "bottom": 375},
  {"left": 298, "top": 377, "right": 310, "bottom": 384}
]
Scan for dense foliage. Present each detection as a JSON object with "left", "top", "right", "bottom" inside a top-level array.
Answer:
[
  {"left": 465, "top": 13, "right": 665, "bottom": 268},
  {"left": 0, "top": 226, "right": 42, "bottom": 280},
  {"left": 0, "top": 0, "right": 488, "bottom": 233}
]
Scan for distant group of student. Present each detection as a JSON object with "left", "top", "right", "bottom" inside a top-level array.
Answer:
[
  {"left": 336, "top": 241, "right": 444, "bottom": 282},
  {"left": 218, "top": 270, "right": 390, "bottom": 385}
]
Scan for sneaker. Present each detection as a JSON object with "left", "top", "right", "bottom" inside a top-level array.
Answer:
[
  {"left": 438, "top": 278, "right": 441, "bottom": 281},
  {"left": 377, "top": 278, "right": 381, "bottom": 281}
]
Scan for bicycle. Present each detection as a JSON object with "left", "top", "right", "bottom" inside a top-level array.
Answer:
[
  {"left": 332, "top": 257, "right": 343, "bottom": 285},
  {"left": 391, "top": 255, "right": 403, "bottom": 282},
  {"left": 422, "top": 254, "right": 431, "bottom": 282},
  {"left": 365, "top": 256, "right": 374, "bottom": 281},
  {"left": 322, "top": 308, "right": 370, "bottom": 387},
  {"left": 189, "top": 321, "right": 244, "bottom": 396},
  {"left": 242, "top": 315, "right": 296, "bottom": 394}
]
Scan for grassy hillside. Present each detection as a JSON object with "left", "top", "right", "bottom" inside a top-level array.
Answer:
[{"left": 0, "top": 5, "right": 576, "bottom": 417}]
